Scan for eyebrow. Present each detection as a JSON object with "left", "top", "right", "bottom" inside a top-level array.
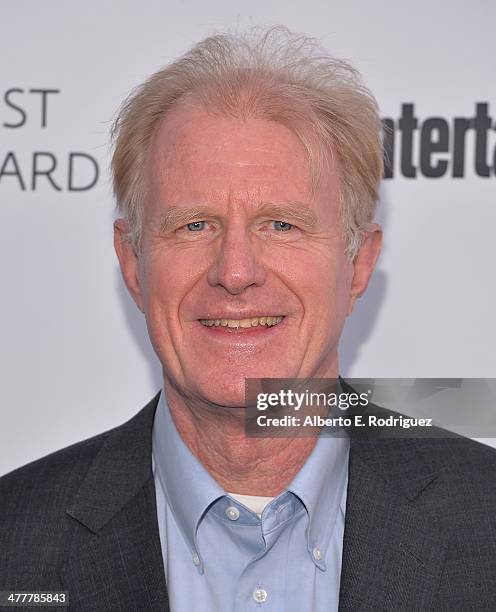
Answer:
[{"left": 158, "top": 202, "right": 319, "bottom": 233}]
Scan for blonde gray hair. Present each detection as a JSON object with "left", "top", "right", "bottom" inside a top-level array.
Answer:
[{"left": 111, "top": 26, "right": 383, "bottom": 258}]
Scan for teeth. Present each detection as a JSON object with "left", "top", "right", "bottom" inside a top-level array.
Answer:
[{"left": 199, "top": 316, "right": 284, "bottom": 328}]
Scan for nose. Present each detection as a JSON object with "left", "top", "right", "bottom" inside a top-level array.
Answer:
[{"left": 207, "top": 222, "right": 266, "bottom": 294}]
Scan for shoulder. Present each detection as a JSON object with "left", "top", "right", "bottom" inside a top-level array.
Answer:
[
  {"left": 351, "top": 423, "right": 496, "bottom": 512},
  {"left": 415, "top": 435, "right": 496, "bottom": 498},
  {"left": 0, "top": 394, "right": 160, "bottom": 586},
  {"left": 0, "top": 393, "right": 159, "bottom": 510},
  {"left": 0, "top": 424, "right": 111, "bottom": 587},
  {"left": 358, "top": 396, "right": 496, "bottom": 491},
  {"left": 358, "top": 428, "right": 496, "bottom": 491},
  {"left": 0, "top": 426, "right": 110, "bottom": 511}
]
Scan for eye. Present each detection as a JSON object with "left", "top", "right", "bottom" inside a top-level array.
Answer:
[
  {"left": 272, "top": 220, "right": 293, "bottom": 231},
  {"left": 186, "top": 221, "right": 206, "bottom": 231}
]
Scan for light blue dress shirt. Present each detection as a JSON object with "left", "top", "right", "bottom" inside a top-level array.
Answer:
[{"left": 152, "top": 390, "right": 349, "bottom": 611}]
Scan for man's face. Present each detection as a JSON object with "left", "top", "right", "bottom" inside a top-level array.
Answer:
[{"left": 116, "top": 103, "right": 380, "bottom": 406}]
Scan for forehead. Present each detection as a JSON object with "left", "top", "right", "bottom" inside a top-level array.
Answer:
[{"left": 146, "top": 100, "right": 339, "bottom": 215}]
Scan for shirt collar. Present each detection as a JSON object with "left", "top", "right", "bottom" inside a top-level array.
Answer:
[
  {"left": 286, "top": 376, "right": 350, "bottom": 569},
  {"left": 288, "top": 431, "right": 349, "bottom": 570},
  {"left": 152, "top": 390, "right": 225, "bottom": 570}
]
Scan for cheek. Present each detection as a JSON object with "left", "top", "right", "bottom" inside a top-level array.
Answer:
[
  {"left": 140, "top": 254, "right": 187, "bottom": 323},
  {"left": 298, "top": 259, "right": 353, "bottom": 354},
  {"left": 140, "top": 247, "right": 210, "bottom": 328},
  {"left": 289, "top": 249, "right": 352, "bottom": 314}
]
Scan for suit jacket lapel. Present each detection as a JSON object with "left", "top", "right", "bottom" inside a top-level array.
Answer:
[
  {"left": 339, "top": 437, "right": 447, "bottom": 611},
  {"left": 61, "top": 393, "right": 170, "bottom": 611}
]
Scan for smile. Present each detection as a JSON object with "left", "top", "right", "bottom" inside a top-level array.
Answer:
[{"left": 199, "top": 316, "right": 284, "bottom": 328}]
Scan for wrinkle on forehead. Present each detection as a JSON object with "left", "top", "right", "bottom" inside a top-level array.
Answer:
[
  {"left": 151, "top": 103, "right": 309, "bottom": 168},
  {"left": 146, "top": 102, "right": 340, "bottom": 225}
]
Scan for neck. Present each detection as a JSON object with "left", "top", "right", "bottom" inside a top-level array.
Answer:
[{"left": 163, "top": 369, "right": 339, "bottom": 497}]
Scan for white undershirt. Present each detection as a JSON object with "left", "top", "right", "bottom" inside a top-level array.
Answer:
[{"left": 227, "top": 492, "right": 274, "bottom": 517}]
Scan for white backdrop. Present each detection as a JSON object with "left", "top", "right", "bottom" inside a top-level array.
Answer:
[{"left": 1, "top": 0, "right": 495, "bottom": 476}]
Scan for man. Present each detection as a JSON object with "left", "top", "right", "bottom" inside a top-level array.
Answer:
[{"left": 1, "top": 26, "right": 495, "bottom": 611}]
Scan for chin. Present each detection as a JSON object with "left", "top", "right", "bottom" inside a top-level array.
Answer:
[
  {"left": 191, "top": 362, "right": 302, "bottom": 408},
  {"left": 196, "top": 376, "right": 249, "bottom": 407}
]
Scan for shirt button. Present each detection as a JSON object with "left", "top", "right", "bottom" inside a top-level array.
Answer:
[
  {"left": 252, "top": 588, "right": 268, "bottom": 603},
  {"left": 192, "top": 552, "right": 200, "bottom": 566},
  {"left": 226, "top": 505, "right": 240, "bottom": 521},
  {"left": 313, "top": 547, "right": 322, "bottom": 561}
]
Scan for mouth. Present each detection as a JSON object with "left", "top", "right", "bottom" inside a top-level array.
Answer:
[{"left": 198, "top": 315, "right": 284, "bottom": 330}]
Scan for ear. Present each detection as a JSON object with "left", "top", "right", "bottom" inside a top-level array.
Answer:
[
  {"left": 347, "top": 224, "right": 382, "bottom": 315},
  {"left": 114, "top": 219, "right": 144, "bottom": 312}
]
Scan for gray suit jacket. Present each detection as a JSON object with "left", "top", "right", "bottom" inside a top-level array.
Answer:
[{"left": 1, "top": 392, "right": 496, "bottom": 610}]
